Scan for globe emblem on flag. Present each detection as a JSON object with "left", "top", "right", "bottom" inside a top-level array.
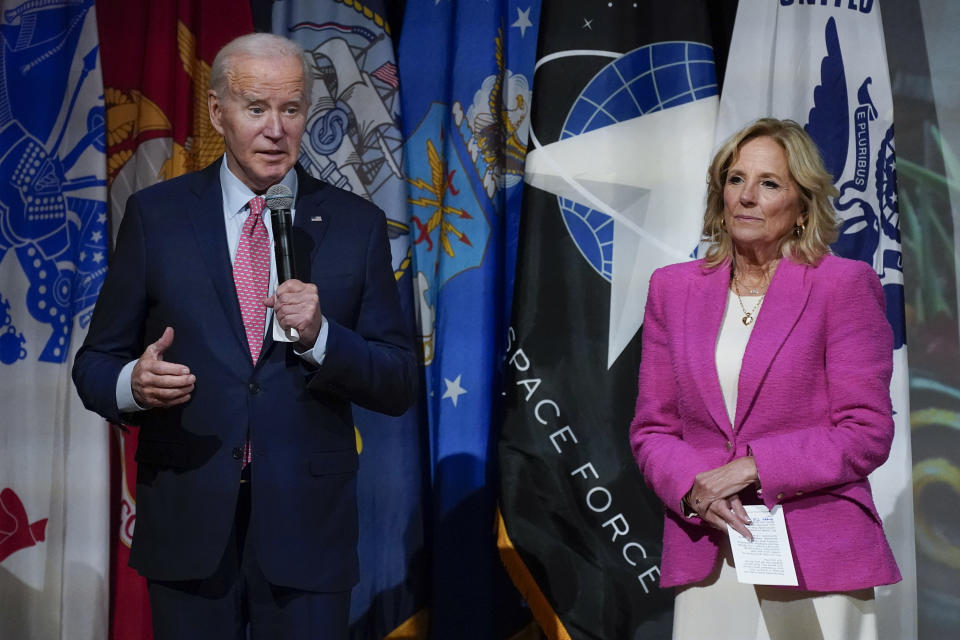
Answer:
[{"left": 558, "top": 42, "right": 717, "bottom": 281}]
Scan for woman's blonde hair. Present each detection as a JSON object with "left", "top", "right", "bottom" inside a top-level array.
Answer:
[{"left": 702, "top": 118, "right": 839, "bottom": 267}]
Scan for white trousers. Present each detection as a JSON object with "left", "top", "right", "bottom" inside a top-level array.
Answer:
[{"left": 673, "top": 538, "right": 877, "bottom": 640}]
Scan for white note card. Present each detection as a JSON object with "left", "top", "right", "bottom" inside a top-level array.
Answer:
[{"left": 726, "top": 505, "right": 798, "bottom": 586}]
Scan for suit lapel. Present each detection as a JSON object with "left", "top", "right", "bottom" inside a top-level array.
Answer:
[
  {"left": 187, "top": 160, "right": 249, "bottom": 357},
  {"left": 290, "top": 165, "right": 332, "bottom": 265},
  {"left": 734, "top": 259, "right": 812, "bottom": 431},
  {"left": 686, "top": 261, "right": 735, "bottom": 438}
]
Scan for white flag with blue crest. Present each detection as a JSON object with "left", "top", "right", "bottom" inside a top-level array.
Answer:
[
  {"left": 716, "top": 2, "right": 915, "bottom": 638},
  {"left": 0, "top": 1, "right": 108, "bottom": 638}
]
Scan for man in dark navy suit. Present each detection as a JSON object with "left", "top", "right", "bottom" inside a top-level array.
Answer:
[{"left": 73, "top": 33, "right": 417, "bottom": 639}]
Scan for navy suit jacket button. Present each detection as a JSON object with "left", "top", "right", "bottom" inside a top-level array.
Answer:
[{"left": 248, "top": 382, "right": 260, "bottom": 394}]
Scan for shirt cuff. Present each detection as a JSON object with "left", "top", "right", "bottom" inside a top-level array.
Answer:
[
  {"left": 116, "top": 359, "right": 146, "bottom": 413},
  {"left": 294, "top": 315, "right": 329, "bottom": 366}
]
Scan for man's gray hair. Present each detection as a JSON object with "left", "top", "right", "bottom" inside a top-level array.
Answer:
[{"left": 210, "top": 33, "right": 314, "bottom": 105}]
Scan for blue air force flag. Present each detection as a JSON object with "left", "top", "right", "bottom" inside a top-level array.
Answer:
[
  {"left": 399, "top": 0, "right": 540, "bottom": 636},
  {"left": 271, "top": 2, "right": 428, "bottom": 637},
  {"left": 716, "top": 2, "right": 915, "bottom": 638},
  {"left": 0, "top": 1, "right": 109, "bottom": 639}
]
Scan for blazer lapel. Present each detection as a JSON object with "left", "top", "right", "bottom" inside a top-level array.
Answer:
[
  {"left": 187, "top": 160, "right": 249, "bottom": 357},
  {"left": 734, "top": 258, "right": 812, "bottom": 431},
  {"left": 686, "top": 261, "right": 735, "bottom": 438}
]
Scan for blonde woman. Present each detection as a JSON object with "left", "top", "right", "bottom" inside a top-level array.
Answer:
[{"left": 630, "top": 119, "right": 900, "bottom": 639}]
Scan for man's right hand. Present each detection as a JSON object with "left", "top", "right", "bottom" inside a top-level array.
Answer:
[{"left": 131, "top": 327, "right": 195, "bottom": 409}]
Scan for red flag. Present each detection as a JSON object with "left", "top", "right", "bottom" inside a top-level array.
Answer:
[
  {"left": 109, "top": 426, "right": 152, "bottom": 638},
  {"left": 95, "top": 2, "right": 253, "bottom": 637}
]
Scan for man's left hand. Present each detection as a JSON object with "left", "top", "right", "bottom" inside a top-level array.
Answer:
[{"left": 266, "top": 279, "right": 322, "bottom": 348}]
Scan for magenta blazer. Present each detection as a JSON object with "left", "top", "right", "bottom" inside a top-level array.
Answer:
[{"left": 629, "top": 255, "right": 901, "bottom": 591}]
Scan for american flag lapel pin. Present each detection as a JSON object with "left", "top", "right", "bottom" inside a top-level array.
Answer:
[{"left": 311, "top": 215, "right": 323, "bottom": 222}]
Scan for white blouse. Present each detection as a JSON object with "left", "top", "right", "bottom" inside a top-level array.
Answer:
[{"left": 715, "top": 290, "right": 761, "bottom": 426}]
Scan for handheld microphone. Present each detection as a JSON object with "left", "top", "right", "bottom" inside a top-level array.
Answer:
[{"left": 265, "top": 184, "right": 296, "bottom": 283}]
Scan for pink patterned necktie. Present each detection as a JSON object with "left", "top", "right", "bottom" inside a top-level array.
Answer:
[
  {"left": 233, "top": 196, "right": 270, "bottom": 364},
  {"left": 234, "top": 196, "right": 269, "bottom": 468}
]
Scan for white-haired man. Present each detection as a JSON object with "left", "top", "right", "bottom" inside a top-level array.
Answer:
[{"left": 74, "top": 33, "right": 417, "bottom": 639}]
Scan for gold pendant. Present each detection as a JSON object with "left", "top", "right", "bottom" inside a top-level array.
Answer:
[{"left": 742, "top": 314, "right": 754, "bottom": 326}]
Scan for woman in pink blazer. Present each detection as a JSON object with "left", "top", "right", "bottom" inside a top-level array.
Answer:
[{"left": 629, "top": 119, "right": 900, "bottom": 639}]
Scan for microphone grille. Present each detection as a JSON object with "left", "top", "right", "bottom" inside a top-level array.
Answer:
[{"left": 265, "top": 184, "right": 294, "bottom": 210}]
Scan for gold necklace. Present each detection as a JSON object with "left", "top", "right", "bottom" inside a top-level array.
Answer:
[
  {"left": 732, "top": 262, "right": 776, "bottom": 326},
  {"left": 734, "top": 289, "right": 763, "bottom": 326}
]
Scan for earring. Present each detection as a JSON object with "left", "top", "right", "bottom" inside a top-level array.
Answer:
[{"left": 794, "top": 221, "right": 806, "bottom": 237}]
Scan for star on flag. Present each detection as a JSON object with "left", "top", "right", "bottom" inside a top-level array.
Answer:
[
  {"left": 512, "top": 7, "right": 533, "bottom": 38},
  {"left": 442, "top": 374, "right": 467, "bottom": 407}
]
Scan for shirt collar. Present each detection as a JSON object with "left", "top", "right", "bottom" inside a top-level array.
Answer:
[{"left": 220, "top": 155, "right": 299, "bottom": 218}]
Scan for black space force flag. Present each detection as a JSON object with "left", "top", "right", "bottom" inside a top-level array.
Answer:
[{"left": 497, "top": 2, "right": 725, "bottom": 638}]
